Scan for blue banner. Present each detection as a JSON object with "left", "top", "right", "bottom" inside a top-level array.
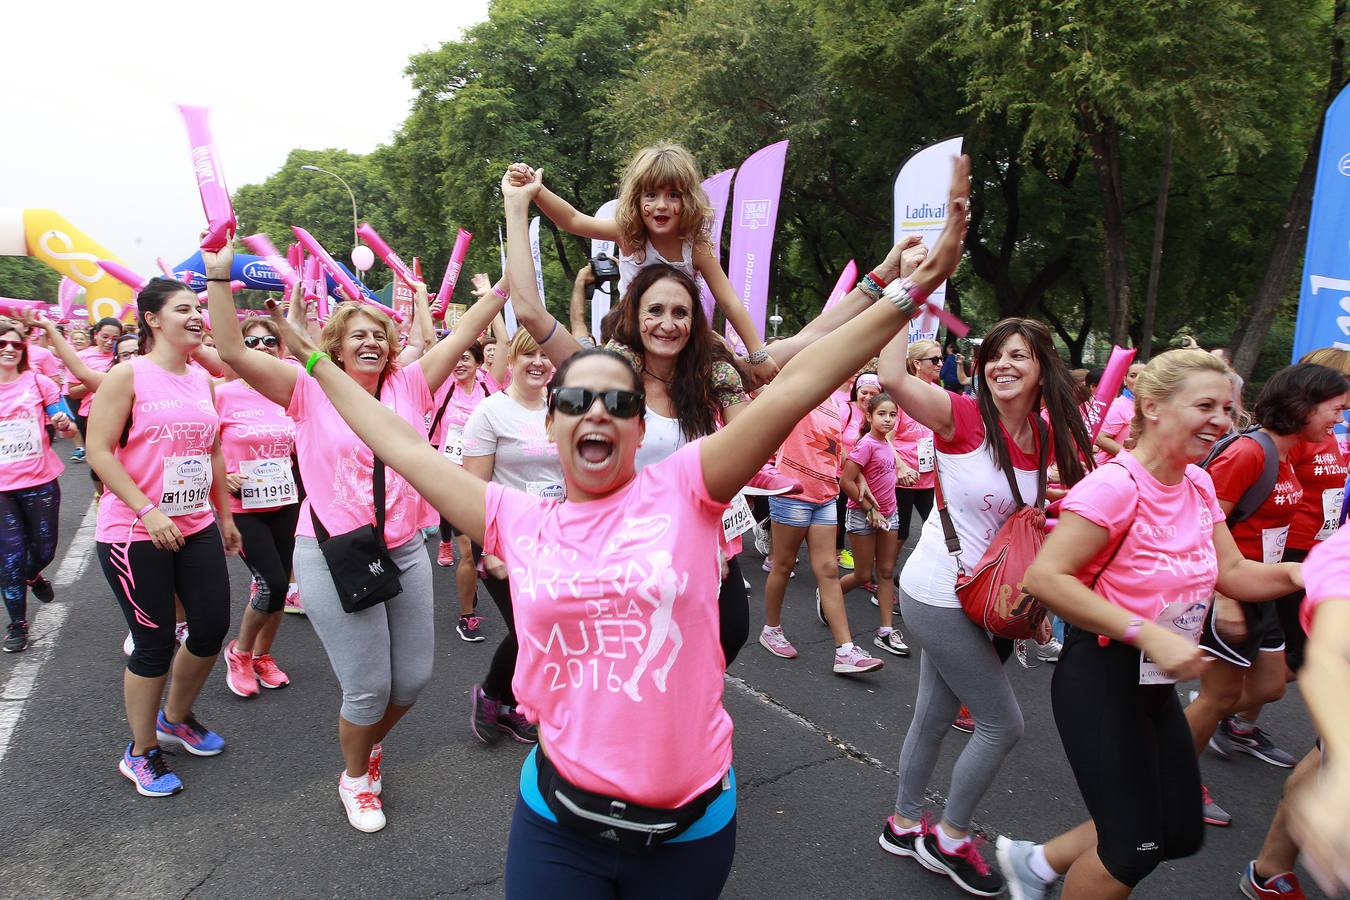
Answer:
[
  {"left": 1292, "top": 84, "right": 1350, "bottom": 362},
  {"left": 169, "top": 251, "right": 378, "bottom": 301}
]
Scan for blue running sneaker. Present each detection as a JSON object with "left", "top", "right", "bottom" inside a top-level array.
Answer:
[
  {"left": 155, "top": 711, "right": 225, "bottom": 756},
  {"left": 119, "top": 743, "right": 183, "bottom": 796}
]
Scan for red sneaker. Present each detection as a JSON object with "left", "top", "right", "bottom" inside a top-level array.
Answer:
[
  {"left": 223, "top": 640, "right": 259, "bottom": 698},
  {"left": 952, "top": 706, "right": 974, "bottom": 733},
  {"left": 1240, "top": 861, "right": 1305, "bottom": 899},
  {"left": 436, "top": 541, "right": 455, "bottom": 567}
]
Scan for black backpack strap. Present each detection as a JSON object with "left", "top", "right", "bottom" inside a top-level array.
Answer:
[
  {"left": 310, "top": 457, "right": 386, "bottom": 540},
  {"left": 427, "top": 382, "right": 457, "bottom": 442},
  {"left": 1226, "top": 431, "right": 1280, "bottom": 526}
]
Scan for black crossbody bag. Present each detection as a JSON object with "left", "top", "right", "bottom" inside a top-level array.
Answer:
[
  {"left": 535, "top": 747, "right": 728, "bottom": 852},
  {"left": 310, "top": 456, "right": 403, "bottom": 613}
]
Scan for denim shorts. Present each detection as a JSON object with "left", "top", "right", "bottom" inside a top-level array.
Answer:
[
  {"left": 768, "top": 495, "right": 837, "bottom": 528},
  {"left": 845, "top": 507, "right": 900, "bottom": 535}
]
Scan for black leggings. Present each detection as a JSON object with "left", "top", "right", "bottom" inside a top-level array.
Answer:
[
  {"left": 835, "top": 492, "right": 848, "bottom": 551},
  {"left": 236, "top": 504, "right": 300, "bottom": 614},
  {"left": 477, "top": 547, "right": 752, "bottom": 706},
  {"left": 895, "top": 487, "right": 935, "bottom": 543},
  {"left": 97, "top": 524, "right": 232, "bottom": 678},
  {"left": 1052, "top": 627, "right": 1203, "bottom": 887},
  {"left": 0, "top": 479, "right": 60, "bottom": 625}
]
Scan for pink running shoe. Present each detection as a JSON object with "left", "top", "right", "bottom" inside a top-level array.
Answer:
[
  {"left": 283, "top": 585, "right": 305, "bottom": 615},
  {"left": 223, "top": 640, "right": 259, "bottom": 698},
  {"left": 759, "top": 627, "right": 798, "bottom": 659},
  {"left": 834, "top": 643, "right": 884, "bottom": 674},
  {"left": 252, "top": 654, "right": 290, "bottom": 689},
  {"left": 437, "top": 541, "right": 455, "bottom": 567},
  {"left": 744, "top": 464, "right": 803, "bottom": 497}
]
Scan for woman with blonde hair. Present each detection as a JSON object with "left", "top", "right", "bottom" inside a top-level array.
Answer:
[
  {"left": 462, "top": 325, "right": 560, "bottom": 747},
  {"left": 999, "top": 350, "right": 1304, "bottom": 900},
  {"left": 204, "top": 248, "right": 510, "bottom": 833},
  {"left": 893, "top": 339, "right": 942, "bottom": 547}
]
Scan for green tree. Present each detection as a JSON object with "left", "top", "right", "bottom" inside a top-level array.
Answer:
[{"left": 0, "top": 257, "right": 61, "bottom": 302}]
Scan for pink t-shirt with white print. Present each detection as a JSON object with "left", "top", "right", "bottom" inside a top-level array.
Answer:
[
  {"left": 1092, "top": 395, "right": 1134, "bottom": 465},
  {"left": 95, "top": 358, "right": 220, "bottom": 543},
  {"left": 846, "top": 433, "right": 898, "bottom": 516},
  {"left": 482, "top": 439, "right": 733, "bottom": 808},
  {"left": 216, "top": 378, "right": 297, "bottom": 515},
  {"left": 0, "top": 372, "right": 64, "bottom": 492},
  {"left": 288, "top": 362, "right": 435, "bottom": 549},
  {"left": 1061, "top": 450, "right": 1224, "bottom": 620},
  {"left": 26, "top": 345, "right": 62, "bottom": 385}
]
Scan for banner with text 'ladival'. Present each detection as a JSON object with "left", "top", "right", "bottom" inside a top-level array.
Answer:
[
  {"left": 698, "top": 168, "right": 736, "bottom": 323},
  {"left": 893, "top": 136, "right": 963, "bottom": 342},
  {"left": 1292, "top": 85, "right": 1350, "bottom": 361},
  {"left": 590, "top": 199, "right": 619, "bottom": 339},
  {"left": 725, "top": 142, "right": 788, "bottom": 351}
]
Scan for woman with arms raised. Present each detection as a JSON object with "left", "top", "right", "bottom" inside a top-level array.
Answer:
[
  {"left": 203, "top": 257, "right": 510, "bottom": 834},
  {"left": 262, "top": 157, "right": 970, "bottom": 897}
]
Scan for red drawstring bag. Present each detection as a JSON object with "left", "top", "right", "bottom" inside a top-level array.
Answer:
[{"left": 934, "top": 418, "right": 1052, "bottom": 641}]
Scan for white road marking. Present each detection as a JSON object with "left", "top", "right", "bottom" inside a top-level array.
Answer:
[{"left": 0, "top": 501, "right": 98, "bottom": 771}]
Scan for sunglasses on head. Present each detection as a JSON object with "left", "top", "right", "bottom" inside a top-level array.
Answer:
[
  {"left": 244, "top": 335, "right": 280, "bottom": 349},
  {"left": 549, "top": 387, "right": 645, "bottom": 418}
]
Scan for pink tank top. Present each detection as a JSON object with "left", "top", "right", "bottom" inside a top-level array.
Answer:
[
  {"left": 96, "top": 357, "right": 220, "bottom": 543},
  {"left": 215, "top": 378, "right": 297, "bottom": 514}
]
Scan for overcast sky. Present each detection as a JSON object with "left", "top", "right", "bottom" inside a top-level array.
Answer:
[{"left": 2, "top": 0, "right": 489, "bottom": 280}]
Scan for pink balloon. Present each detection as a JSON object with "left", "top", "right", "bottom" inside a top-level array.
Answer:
[
  {"left": 1084, "top": 346, "right": 1138, "bottom": 442},
  {"left": 433, "top": 228, "right": 473, "bottom": 317},
  {"left": 287, "top": 241, "right": 303, "bottom": 275},
  {"left": 241, "top": 233, "right": 300, "bottom": 293},
  {"left": 0, "top": 297, "right": 49, "bottom": 318},
  {"left": 823, "top": 260, "right": 859, "bottom": 313},
  {"left": 350, "top": 244, "right": 375, "bottom": 272},
  {"left": 155, "top": 256, "right": 173, "bottom": 276},
  {"left": 356, "top": 223, "right": 418, "bottom": 286},
  {"left": 97, "top": 260, "right": 149, "bottom": 293},
  {"left": 179, "top": 105, "right": 236, "bottom": 252},
  {"left": 309, "top": 257, "right": 329, "bottom": 321},
  {"left": 292, "top": 226, "right": 402, "bottom": 322},
  {"left": 195, "top": 281, "right": 245, "bottom": 301}
]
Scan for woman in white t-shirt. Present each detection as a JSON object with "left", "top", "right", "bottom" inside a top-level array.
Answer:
[
  {"left": 462, "top": 327, "right": 561, "bottom": 748},
  {"left": 875, "top": 317, "right": 1096, "bottom": 894}
]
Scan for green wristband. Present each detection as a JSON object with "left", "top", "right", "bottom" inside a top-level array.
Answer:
[{"left": 305, "top": 350, "right": 330, "bottom": 375}]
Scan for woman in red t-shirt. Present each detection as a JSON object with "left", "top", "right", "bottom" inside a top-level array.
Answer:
[{"left": 1187, "top": 362, "right": 1348, "bottom": 828}]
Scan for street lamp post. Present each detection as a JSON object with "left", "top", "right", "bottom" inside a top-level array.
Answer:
[{"left": 300, "top": 164, "right": 362, "bottom": 283}]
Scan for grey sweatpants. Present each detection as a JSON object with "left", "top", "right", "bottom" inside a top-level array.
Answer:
[
  {"left": 894, "top": 592, "right": 1025, "bottom": 830},
  {"left": 295, "top": 535, "right": 435, "bottom": 726}
]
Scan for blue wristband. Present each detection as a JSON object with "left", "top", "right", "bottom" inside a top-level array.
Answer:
[{"left": 44, "top": 399, "right": 72, "bottom": 419}]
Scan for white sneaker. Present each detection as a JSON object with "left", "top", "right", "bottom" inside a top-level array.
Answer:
[
  {"left": 1036, "top": 638, "right": 1062, "bottom": 662},
  {"left": 833, "top": 643, "right": 884, "bottom": 674},
  {"left": 752, "top": 521, "right": 771, "bottom": 557},
  {"left": 122, "top": 631, "right": 135, "bottom": 656},
  {"left": 174, "top": 622, "right": 189, "bottom": 645},
  {"left": 338, "top": 772, "right": 386, "bottom": 833},
  {"left": 874, "top": 629, "right": 911, "bottom": 657}
]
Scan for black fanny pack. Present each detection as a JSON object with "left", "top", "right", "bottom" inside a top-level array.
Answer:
[
  {"left": 535, "top": 747, "right": 727, "bottom": 852},
  {"left": 310, "top": 457, "right": 403, "bottom": 613}
]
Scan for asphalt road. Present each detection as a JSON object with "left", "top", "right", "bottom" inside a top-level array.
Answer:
[{"left": 0, "top": 459, "right": 1327, "bottom": 899}]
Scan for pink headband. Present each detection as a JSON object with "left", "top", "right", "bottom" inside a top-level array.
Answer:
[{"left": 856, "top": 373, "right": 880, "bottom": 388}]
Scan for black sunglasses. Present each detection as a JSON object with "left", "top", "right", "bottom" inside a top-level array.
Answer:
[
  {"left": 550, "top": 387, "right": 645, "bottom": 418},
  {"left": 244, "top": 335, "right": 280, "bottom": 349},
  {"left": 919, "top": 356, "right": 942, "bottom": 365}
]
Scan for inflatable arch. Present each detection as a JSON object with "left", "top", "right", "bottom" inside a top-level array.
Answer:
[{"left": 0, "top": 208, "right": 136, "bottom": 323}]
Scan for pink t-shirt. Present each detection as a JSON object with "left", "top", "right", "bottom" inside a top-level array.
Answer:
[
  {"left": 776, "top": 400, "right": 842, "bottom": 504},
  {"left": 837, "top": 400, "right": 865, "bottom": 465},
  {"left": 288, "top": 363, "right": 435, "bottom": 549},
  {"left": 482, "top": 440, "right": 733, "bottom": 808},
  {"left": 1061, "top": 451, "right": 1223, "bottom": 620},
  {"left": 1301, "top": 523, "right": 1350, "bottom": 633},
  {"left": 1092, "top": 395, "right": 1134, "bottom": 465},
  {"left": 216, "top": 378, "right": 297, "bottom": 514},
  {"left": 26, "top": 345, "right": 62, "bottom": 385},
  {"left": 76, "top": 347, "right": 114, "bottom": 416},
  {"left": 95, "top": 358, "right": 219, "bottom": 543},
  {"left": 892, "top": 407, "right": 936, "bottom": 490},
  {"left": 846, "top": 433, "right": 898, "bottom": 516},
  {"left": 0, "top": 372, "right": 64, "bottom": 492}
]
